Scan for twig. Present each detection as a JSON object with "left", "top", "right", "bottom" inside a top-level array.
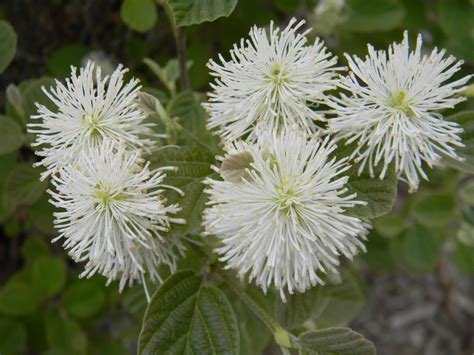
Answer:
[
  {"left": 175, "top": 27, "right": 191, "bottom": 91},
  {"left": 162, "top": 2, "right": 191, "bottom": 91}
]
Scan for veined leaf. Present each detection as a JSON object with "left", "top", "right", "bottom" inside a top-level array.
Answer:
[
  {"left": 169, "top": 0, "right": 238, "bottom": 27},
  {"left": 297, "top": 327, "right": 375, "bottom": 355},
  {"left": 150, "top": 146, "right": 215, "bottom": 237},
  {"left": 345, "top": 166, "right": 398, "bottom": 219},
  {"left": 138, "top": 270, "right": 239, "bottom": 354}
]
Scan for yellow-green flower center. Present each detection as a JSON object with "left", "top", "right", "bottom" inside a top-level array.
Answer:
[
  {"left": 94, "top": 183, "right": 126, "bottom": 206},
  {"left": 269, "top": 64, "right": 288, "bottom": 85},
  {"left": 275, "top": 177, "right": 299, "bottom": 214},
  {"left": 82, "top": 112, "right": 103, "bottom": 137},
  {"left": 387, "top": 91, "right": 415, "bottom": 117}
]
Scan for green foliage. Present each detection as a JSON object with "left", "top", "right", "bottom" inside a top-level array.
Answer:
[
  {"left": 46, "top": 44, "right": 89, "bottom": 77},
  {"left": 169, "top": 0, "right": 238, "bottom": 26},
  {"left": 0, "top": 20, "right": 17, "bottom": 74},
  {"left": 44, "top": 310, "right": 88, "bottom": 354},
  {"left": 149, "top": 146, "right": 215, "bottom": 238},
  {"left": 0, "top": 154, "right": 16, "bottom": 222},
  {"left": 345, "top": 165, "right": 398, "bottom": 219},
  {"left": 138, "top": 271, "right": 239, "bottom": 354},
  {"left": 29, "top": 195, "right": 56, "bottom": 235},
  {"left": 21, "top": 236, "right": 52, "bottom": 264},
  {"left": 274, "top": 0, "right": 299, "bottom": 13},
  {"left": 168, "top": 90, "right": 217, "bottom": 148},
  {"left": 0, "top": 318, "right": 27, "bottom": 354},
  {"left": 373, "top": 213, "right": 405, "bottom": 238},
  {"left": 343, "top": 0, "right": 405, "bottom": 32},
  {"left": 0, "top": 115, "right": 24, "bottom": 155},
  {"left": 437, "top": 0, "right": 474, "bottom": 62},
  {"left": 276, "top": 268, "right": 366, "bottom": 330},
  {"left": 399, "top": 225, "right": 440, "bottom": 273},
  {"left": 63, "top": 279, "right": 106, "bottom": 319},
  {"left": 442, "top": 111, "right": 474, "bottom": 173},
  {"left": 412, "top": 193, "right": 456, "bottom": 228},
  {"left": 297, "top": 327, "right": 376, "bottom": 355},
  {"left": 459, "top": 180, "right": 474, "bottom": 205},
  {"left": 120, "top": 0, "right": 158, "bottom": 32},
  {"left": 122, "top": 285, "right": 149, "bottom": 321},
  {"left": 3, "top": 163, "right": 47, "bottom": 212},
  {"left": 0, "top": 1, "right": 473, "bottom": 354},
  {"left": 32, "top": 256, "right": 67, "bottom": 300},
  {"left": 453, "top": 241, "right": 474, "bottom": 274},
  {"left": 0, "top": 280, "right": 41, "bottom": 317},
  {"left": 223, "top": 286, "right": 273, "bottom": 354}
]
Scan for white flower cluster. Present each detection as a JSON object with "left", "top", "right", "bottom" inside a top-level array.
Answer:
[
  {"left": 30, "top": 17, "right": 470, "bottom": 301},
  {"left": 204, "top": 18, "right": 341, "bottom": 142},
  {"left": 29, "top": 62, "right": 185, "bottom": 291},
  {"left": 203, "top": 19, "right": 470, "bottom": 298},
  {"left": 203, "top": 132, "right": 369, "bottom": 299},
  {"left": 327, "top": 32, "right": 471, "bottom": 192}
]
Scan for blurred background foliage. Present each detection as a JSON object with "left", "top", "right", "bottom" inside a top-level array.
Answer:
[{"left": 0, "top": 0, "right": 473, "bottom": 354}]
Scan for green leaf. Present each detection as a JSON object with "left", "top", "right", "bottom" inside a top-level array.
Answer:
[
  {"left": 277, "top": 268, "right": 366, "bottom": 329},
  {"left": 138, "top": 271, "right": 239, "bottom": 354},
  {"left": 149, "top": 146, "right": 215, "bottom": 237},
  {"left": 0, "top": 280, "right": 41, "bottom": 316},
  {"left": 222, "top": 285, "right": 273, "bottom": 354},
  {"left": 46, "top": 43, "right": 89, "bottom": 77},
  {"left": 0, "top": 318, "right": 27, "bottom": 355},
  {"left": 167, "top": 91, "right": 219, "bottom": 151},
  {"left": 0, "top": 115, "right": 24, "bottom": 155},
  {"left": 457, "top": 221, "right": 474, "bottom": 247},
  {"left": 373, "top": 213, "right": 405, "bottom": 238},
  {"left": 120, "top": 0, "right": 157, "bottom": 32},
  {"left": 18, "top": 77, "right": 55, "bottom": 128},
  {"left": 343, "top": 0, "right": 405, "bottom": 33},
  {"left": 400, "top": 224, "right": 440, "bottom": 273},
  {"left": 63, "top": 279, "right": 106, "bottom": 319},
  {"left": 44, "top": 310, "right": 88, "bottom": 355},
  {"left": 453, "top": 241, "right": 474, "bottom": 274},
  {"left": 362, "top": 232, "right": 395, "bottom": 271},
  {"left": 297, "top": 327, "right": 375, "bottom": 355},
  {"left": 412, "top": 193, "right": 456, "bottom": 228},
  {"left": 0, "top": 21, "right": 17, "bottom": 74},
  {"left": 169, "top": 0, "right": 238, "bottom": 27},
  {"left": 3, "top": 163, "right": 47, "bottom": 212},
  {"left": 345, "top": 165, "right": 398, "bottom": 219},
  {"left": 442, "top": 111, "right": 474, "bottom": 173},
  {"left": 21, "top": 236, "right": 52, "bottom": 264},
  {"left": 32, "top": 256, "right": 67, "bottom": 300},
  {"left": 6, "top": 84, "right": 24, "bottom": 120},
  {"left": 459, "top": 180, "right": 474, "bottom": 206},
  {"left": 30, "top": 194, "right": 57, "bottom": 235},
  {"left": 437, "top": 0, "right": 474, "bottom": 38}
]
